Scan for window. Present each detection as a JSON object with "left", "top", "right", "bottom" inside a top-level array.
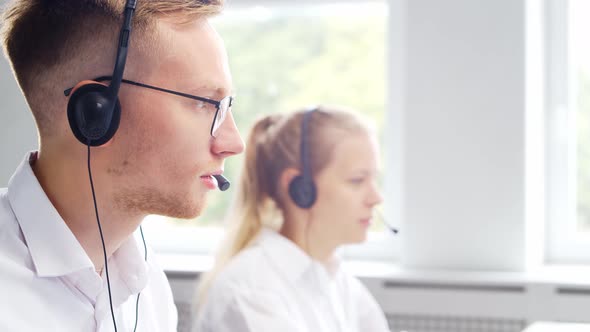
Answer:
[
  {"left": 545, "top": 0, "right": 590, "bottom": 263},
  {"left": 143, "top": 2, "right": 397, "bottom": 260}
]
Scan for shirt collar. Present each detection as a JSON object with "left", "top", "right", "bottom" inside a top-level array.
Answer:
[
  {"left": 8, "top": 151, "right": 150, "bottom": 287},
  {"left": 257, "top": 228, "right": 342, "bottom": 286},
  {"left": 8, "top": 151, "right": 94, "bottom": 277},
  {"left": 111, "top": 232, "right": 149, "bottom": 295}
]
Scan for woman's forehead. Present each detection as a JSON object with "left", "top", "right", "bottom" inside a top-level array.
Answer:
[{"left": 323, "top": 133, "right": 379, "bottom": 172}]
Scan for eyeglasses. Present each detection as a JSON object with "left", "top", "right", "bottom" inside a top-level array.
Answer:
[{"left": 64, "top": 75, "right": 233, "bottom": 137}]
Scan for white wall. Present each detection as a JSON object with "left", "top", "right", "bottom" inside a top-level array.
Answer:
[
  {"left": 0, "top": 55, "right": 37, "bottom": 187},
  {"left": 391, "top": 0, "right": 527, "bottom": 271}
]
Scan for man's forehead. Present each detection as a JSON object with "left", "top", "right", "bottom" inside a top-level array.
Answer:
[
  {"left": 151, "top": 20, "right": 227, "bottom": 62},
  {"left": 153, "top": 16, "right": 211, "bottom": 40},
  {"left": 186, "top": 83, "right": 234, "bottom": 97},
  {"left": 134, "top": 19, "right": 232, "bottom": 95}
]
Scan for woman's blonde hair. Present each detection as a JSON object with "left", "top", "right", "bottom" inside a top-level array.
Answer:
[{"left": 197, "top": 105, "right": 373, "bottom": 303}]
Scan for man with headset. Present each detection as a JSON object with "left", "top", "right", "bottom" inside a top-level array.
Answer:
[{"left": 0, "top": 0, "right": 244, "bottom": 331}]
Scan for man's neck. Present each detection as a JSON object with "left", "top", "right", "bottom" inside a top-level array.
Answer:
[{"left": 32, "top": 149, "right": 144, "bottom": 271}]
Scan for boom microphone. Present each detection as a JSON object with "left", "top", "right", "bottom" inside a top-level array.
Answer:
[
  {"left": 213, "top": 174, "right": 230, "bottom": 191},
  {"left": 375, "top": 209, "right": 399, "bottom": 234}
]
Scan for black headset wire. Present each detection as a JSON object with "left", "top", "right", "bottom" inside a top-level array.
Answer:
[
  {"left": 82, "top": 1, "right": 141, "bottom": 330},
  {"left": 87, "top": 142, "right": 118, "bottom": 331},
  {"left": 133, "top": 225, "right": 147, "bottom": 332},
  {"left": 88, "top": 142, "right": 147, "bottom": 332}
]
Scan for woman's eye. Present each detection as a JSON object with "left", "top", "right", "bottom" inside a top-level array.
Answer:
[
  {"left": 196, "top": 101, "right": 206, "bottom": 109},
  {"left": 349, "top": 178, "right": 365, "bottom": 185}
]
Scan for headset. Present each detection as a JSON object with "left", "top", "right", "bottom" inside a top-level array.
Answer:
[
  {"left": 65, "top": 1, "right": 139, "bottom": 331},
  {"left": 67, "top": 0, "right": 136, "bottom": 147},
  {"left": 288, "top": 107, "right": 318, "bottom": 209}
]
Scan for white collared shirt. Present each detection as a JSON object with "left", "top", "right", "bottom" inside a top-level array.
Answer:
[
  {"left": 0, "top": 152, "right": 178, "bottom": 331},
  {"left": 195, "top": 228, "right": 391, "bottom": 332}
]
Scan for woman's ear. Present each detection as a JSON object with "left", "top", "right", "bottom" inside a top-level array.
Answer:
[{"left": 278, "top": 168, "right": 301, "bottom": 201}]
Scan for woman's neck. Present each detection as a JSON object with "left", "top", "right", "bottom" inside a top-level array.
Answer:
[{"left": 279, "top": 215, "right": 336, "bottom": 266}]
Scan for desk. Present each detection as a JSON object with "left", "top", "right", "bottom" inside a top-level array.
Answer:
[{"left": 523, "top": 322, "right": 590, "bottom": 331}]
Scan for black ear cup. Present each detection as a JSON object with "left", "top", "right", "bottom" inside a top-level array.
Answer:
[
  {"left": 67, "top": 82, "right": 121, "bottom": 147},
  {"left": 288, "top": 174, "right": 317, "bottom": 209}
]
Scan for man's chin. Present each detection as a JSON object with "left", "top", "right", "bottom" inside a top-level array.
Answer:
[
  {"left": 164, "top": 203, "right": 204, "bottom": 220},
  {"left": 115, "top": 187, "right": 207, "bottom": 219},
  {"left": 148, "top": 197, "right": 206, "bottom": 220},
  {"left": 179, "top": 207, "right": 203, "bottom": 220}
]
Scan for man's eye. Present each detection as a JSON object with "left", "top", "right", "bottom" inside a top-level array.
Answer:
[{"left": 196, "top": 101, "right": 206, "bottom": 109}]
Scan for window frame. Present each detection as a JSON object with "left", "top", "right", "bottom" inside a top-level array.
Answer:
[{"left": 544, "top": 0, "right": 590, "bottom": 264}]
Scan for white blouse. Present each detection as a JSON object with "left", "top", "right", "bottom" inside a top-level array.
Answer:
[{"left": 195, "top": 228, "right": 390, "bottom": 332}]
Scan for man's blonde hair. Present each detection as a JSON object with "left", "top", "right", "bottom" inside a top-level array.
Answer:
[{"left": 1, "top": 0, "right": 224, "bottom": 136}]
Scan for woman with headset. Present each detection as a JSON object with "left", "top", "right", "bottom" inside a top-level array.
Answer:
[{"left": 195, "top": 106, "right": 391, "bottom": 332}]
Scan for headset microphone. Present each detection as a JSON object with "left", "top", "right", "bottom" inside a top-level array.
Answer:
[
  {"left": 213, "top": 174, "right": 230, "bottom": 191},
  {"left": 375, "top": 209, "right": 399, "bottom": 234}
]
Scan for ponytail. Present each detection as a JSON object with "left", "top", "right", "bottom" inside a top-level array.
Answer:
[{"left": 196, "top": 113, "right": 284, "bottom": 304}]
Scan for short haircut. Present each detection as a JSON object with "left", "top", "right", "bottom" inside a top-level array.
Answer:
[{"left": 1, "top": 0, "right": 224, "bottom": 136}]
